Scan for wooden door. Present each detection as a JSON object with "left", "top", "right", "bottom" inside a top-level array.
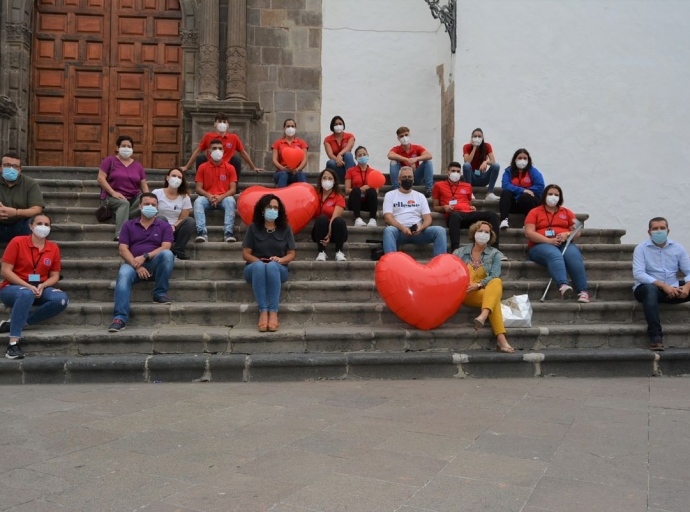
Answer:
[{"left": 31, "top": 0, "right": 182, "bottom": 168}]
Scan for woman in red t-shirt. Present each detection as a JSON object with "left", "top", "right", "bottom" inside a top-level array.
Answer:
[
  {"left": 345, "top": 146, "right": 380, "bottom": 228},
  {"left": 312, "top": 169, "right": 348, "bottom": 262},
  {"left": 462, "top": 128, "right": 500, "bottom": 201},
  {"left": 271, "top": 118, "right": 309, "bottom": 188},
  {"left": 324, "top": 115, "right": 356, "bottom": 183},
  {"left": 525, "top": 184, "right": 590, "bottom": 302}
]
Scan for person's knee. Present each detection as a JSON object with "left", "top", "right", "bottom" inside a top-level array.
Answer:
[
  {"left": 16, "top": 287, "right": 35, "bottom": 301},
  {"left": 159, "top": 249, "right": 175, "bottom": 263}
]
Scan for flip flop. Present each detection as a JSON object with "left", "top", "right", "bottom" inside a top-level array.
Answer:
[
  {"left": 496, "top": 345, "right": 515, "bottom": 353},
  {"left": 473, "top": 317, "right": 485, "bottom": 330}
]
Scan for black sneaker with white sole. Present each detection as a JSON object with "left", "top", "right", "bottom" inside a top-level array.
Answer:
[
  {"left": 0, "top": 320, "right": 10, "bottom": 333},
  {"left": 6, "top": 343, "right": 24, "bottom": 359}
]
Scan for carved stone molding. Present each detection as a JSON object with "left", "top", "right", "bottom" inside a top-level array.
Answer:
[
  {"left": 226, "top": 46, "right": 247, "bottom": 100},
  {"left": 180, "top": 28, "right": 198, "bottom": 48},
  {"left": 198, "top": 44, "right": 220, "bottom": 99},
  {"left": 5, "top": 22, "right": 32, "bottom": 46},
  {"left": 0, "top": 96, "right": 19, "bottom": 119}
]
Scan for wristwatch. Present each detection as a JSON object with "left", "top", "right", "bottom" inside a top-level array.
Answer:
[{"left": 143, "top": 253, "right": 150, "bottom": 261}]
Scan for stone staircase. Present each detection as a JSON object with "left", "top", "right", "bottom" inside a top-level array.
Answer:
[{"left": 1, "top": 166, "right": 689, "bottom": 384}]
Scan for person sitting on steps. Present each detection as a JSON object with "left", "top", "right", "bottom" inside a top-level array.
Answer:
[
  {"left": 498, "top": 148, "right": 544, "bottom": 229},
  {"left": 345, "top": 146, "right": 380, "bottom": 228}
]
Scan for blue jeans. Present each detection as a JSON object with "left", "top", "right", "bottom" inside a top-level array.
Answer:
[
  {"left": 462, "top": 162, "right": 500, "bottom": 193},
  {"left": 0, "top": 218, "right": 31, "bottom": 244},
  {"left": 274, "top": 170, "right": 307, "bottom": 188},
  {"left": 529, "top": 243, "right": 588, "bottom": 292},
  {"left": 389, "top": 160, "right": 434, "bottom": 191},
  {"left": 0, "top": 285, "right": 69, "bottom": 339},
  {"left": 382, "top": 225, "right": 447, "bottom": 257},
  {"left": 113, "top": 250, "right": 175, "bottom": 323},
  {"left": 194, "top": 196, "right": 236, "bottom": 237},
  {"left": 634, "top": 282, "right": 690, "bottom": 339},
  {"left": 326, "top": 152, "right": 356, "bottom": 183},
  {"left": 243, "top": 261, "right": 289, "bottom": 312}
]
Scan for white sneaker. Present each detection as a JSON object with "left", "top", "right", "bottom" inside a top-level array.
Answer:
[
  {"left": 500, "top": 218, "right": 509, "bottom": 230},
  {"left": 559, "top": 284, "right": 573, "bottom": 299},
  {"left": 354, "top": 218, "right": 366, "bottom": 227},
  {"left": 335, "top": 250, "right": 347, "bottom": 261},
  {"left": 315, "top": 251, "right": 327, "bottom": 262},
  {"left": 195, "top": 234, "right": 208, "bottom": 243},
  {"left": 367, "top": 218, "right": 377, "bottom": 227},
  {"left": 485, "top": 192, "right": 500, "bottom": 201},
  {"left": 224, "top": 236, "right": 237, "bottom": 243}
]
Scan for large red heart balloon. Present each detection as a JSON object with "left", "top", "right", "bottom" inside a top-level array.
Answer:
[
  {"left": 237, "top": 183, "right": 319, "bottom": 234},
  {"left": 367, "top": 170, "right": 386, "bottom": 189},
  {"left": 375, "top": 253, "right": 469, "bottom": 330},
  {"left": 282, "top": 147, "right": 304, "bottom": 169}
]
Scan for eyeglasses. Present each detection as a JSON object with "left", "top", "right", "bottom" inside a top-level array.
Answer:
[{"left": 1, "top": 164, "right": 21, "bottom": 170}]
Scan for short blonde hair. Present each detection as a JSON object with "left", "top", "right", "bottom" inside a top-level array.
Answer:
[{"left": 468, "top": 220, "right": 496, "bottom": 245}]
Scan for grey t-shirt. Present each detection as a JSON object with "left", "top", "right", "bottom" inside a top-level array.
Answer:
[{"left": 242, "top": 223, "right": 296, "bottom": 260}]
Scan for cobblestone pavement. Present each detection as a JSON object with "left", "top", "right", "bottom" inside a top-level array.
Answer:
[{"left": 0, "top": 377, "right": 688, "bottom": 511}]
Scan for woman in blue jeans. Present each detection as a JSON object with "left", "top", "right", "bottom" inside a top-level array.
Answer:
[
  {"left": 242, "top": 194, "right": 296, "bottom": 332},
  {"left": 1, "top": 214, "right": 69, "bottom": 359},
  {"left": 524, "top": 184, "right": 590, "bottom": 302}
]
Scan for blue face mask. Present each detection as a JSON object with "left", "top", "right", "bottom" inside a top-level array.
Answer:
[
  {"left": 651, "top": 229, "right": 668, "bottom": 245},
  {"left": 141, "top": 205, "right": 158, "bottom": 218},
  {"left": 264, "top": 208, "right": 279, "bottom": 222},
  {"left": 2, "top": 168, "right": 18, "bottom": 182},
  {"left": 357, "top": 156, "right": 369, "bottom": 165}
]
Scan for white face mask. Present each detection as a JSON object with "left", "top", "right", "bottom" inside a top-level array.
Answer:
[
  {"left": 33, "top": 225, "right": 50, "bottom": 239},
  {"left": 119, "top": 147, "right": 133, "bottom": 159},
  {"left": 168, "top": 177, "right": 182, "bottom": 189},
  {"left": 210, "top": 149, "right": 224, "bottom": 162},
  {"left": 399, "top": 136, "right": 410, "bottom": 145},
  {"left": 216, "top": 122, "right": 228, "bottom": 132},
  {"left": 546, "top": 194, "right": 560, "bottom": 207},
  {"left": 472, "top": 137, "right": 483, "bottom": 146},
  {"left": 333, "top": 125, "right": 344, "bottom": 134},
  {"left": 515, "top": 158, "right": 528, "bottom": 170},
  {"left": 321, "top": 179, "right": 334, "bottom": 191},
  {"left": 475, "top": 231, "right": 491, "bottom": 245},
  {"left": 448, "top": 171, "right": 461, "bottom": 183},
  {"left": 285, "top": 127, "right": 296, "bottom": 137}
]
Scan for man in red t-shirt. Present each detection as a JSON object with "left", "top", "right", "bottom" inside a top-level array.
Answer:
[
  {"left": 387, "top": 126, "right": 434, "bottom": 197},
  {"left": 182, "top": 112, "right": 262, "bottom": 175},
  {"left": 193, "top": 139, "right": 238, "bottom": 243},
  {"left": 432, "top": 162, "right": 501, "bottom": 252}
]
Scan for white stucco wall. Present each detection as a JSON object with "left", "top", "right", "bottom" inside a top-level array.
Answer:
[
  {"left": 321, "top": 0, "right": 443, "bottom": 175},
  {"left": 454, "top": 0, "right": 690, "bottom": 247}
]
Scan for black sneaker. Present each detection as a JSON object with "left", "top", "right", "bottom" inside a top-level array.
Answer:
[
  {"left": 6, "top": 343, "right": 24, "bottom": 360},
  {"left": 425, "top": 189, "right": 432, "bottom": 198},
  {"left": 174, "top": 252, "right": 190, "bottom": 260},
  {"left": 152, "top": 295, "right": 173, "bottom": 305},
  {"left": 108, "top": 319, "right": 126, "bottom": 332},
  {"left": 0, "top": 320, "right": 10, "bottom": 333}
]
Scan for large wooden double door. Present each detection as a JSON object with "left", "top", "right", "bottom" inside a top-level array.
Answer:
[{"left": 31, "top": 0, "right": 183, "bottom": 168}]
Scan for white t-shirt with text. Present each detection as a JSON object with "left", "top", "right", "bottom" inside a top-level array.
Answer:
[{"left": 382, "top": 189, "right": 430, "bottom": 227}]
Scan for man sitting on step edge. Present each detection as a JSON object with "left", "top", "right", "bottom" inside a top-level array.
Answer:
[
  {"left": 0, "top": 152, "right": 44, "bottom": 244},
  {"left": 633, "top": 217, "right": 690, "bottom": 351},
  {"left": 108, "top": 193, "right": 175, "bottom": 332}
]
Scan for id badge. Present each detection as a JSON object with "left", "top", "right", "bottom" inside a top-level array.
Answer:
[
  {"left": 28, "top": 274, "right": 41, "bottom": 283},
  {"left": 545, "top": 229, "right": 556, "bottom": 238},
  {"left": 449, "top": 199, "right": 458, "bottom": 207},
  {"left": 474, "top": 170, "right": 481, "bottom": 176}
]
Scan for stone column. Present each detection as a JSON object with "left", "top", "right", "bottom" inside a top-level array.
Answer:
[
  {"left": 225, "top": 0, "right": 247, "bottom": 101},
  {"left": 198, "top": 0, "right": 219, "bottom": 100}
]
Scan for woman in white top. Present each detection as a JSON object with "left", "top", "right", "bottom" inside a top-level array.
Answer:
[{"left": 152, "top": 167, "right": 195, "bottom": 260}]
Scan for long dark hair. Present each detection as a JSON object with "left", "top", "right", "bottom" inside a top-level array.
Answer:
[
  {"left": 164, "top": 167, "right": 189, "bottom": 196},
  {"left": 316, "top": 168, "right": 342, "bottom": 197},
  {"left": 252, "top": 194, "right": 288, "bottom": 230},
  {"left": 471, "top": 128, "right": 488, "bottom": 164},
  {"left": 510, "top": 148, "right": 533, "bottom": 177}
]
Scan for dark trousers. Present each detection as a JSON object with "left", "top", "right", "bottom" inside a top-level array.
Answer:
[
  {"left": 634, "top": 282, "right": 690, "bottom": 339},
  {"left": 195, "top": 153, "right": 242, "bottom": 175},
  {"left": 172, "top": 217, "right": 196, "bottom": 258},
  {"left": 347, "top": 188, "right": 378, "bottom": 220},
  {"left": 499, "top": 190, "right": 540, "bottom": 220},
  {"left": 447, "top": 211, "right": 500, "bottom": 251},
  {"left": 311, "top": 215, "right": 348, "bottom": 252},
  {"left": 0, "top": 218, "right": 31, "bottom": 244}
]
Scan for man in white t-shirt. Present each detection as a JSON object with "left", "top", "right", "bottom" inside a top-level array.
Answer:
[{"left": 382, "top": 166, "right": 447, "bottom": 257}]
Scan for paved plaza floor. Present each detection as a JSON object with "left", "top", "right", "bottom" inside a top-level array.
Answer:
[{"left": 0, "top": 377, "right": 689, "bottom": 511}]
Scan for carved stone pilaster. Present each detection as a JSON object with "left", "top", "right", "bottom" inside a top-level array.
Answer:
[
  {"left": 225, "top": 0, "right": 247, "bottom": 100},
  {"left": 0, "top": 96, "right": 19, "bottom": 119},
  {"left": 5, "top": 22, "right": 32, "bottom": 47},
  {"left": 197, "top": 0, "right": 220, "bottom": 99},
  {"left": 180, "top": 28, "right": 198, "bottom": 48}
]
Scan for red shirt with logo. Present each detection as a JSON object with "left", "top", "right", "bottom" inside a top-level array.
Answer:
[
  {"left": 345, "top": 165, "right": 380, "bottom": 189},
  {"left": 272, "top": 138, "right": 309, "bottom": 167},
  {"left": 510, "top": 171, "right": 534, "bottom": 188},
  {"left": 1, "top": 235, "right": 61, "bottom": 289},
  {"left": 198, "top": 132, "right": 244, "bottom": 161},
  {"left": 432, "top": 180, "right": 473, "bottom": 217},
  {"left": 315, "top": 191, "right": 346, "bottom": 219},
  {"left": 195, "top": 161, "right": 237, "bottom": 195},
  {"left": 389, "top": 144, "right": 427, "bottom": 169},
  {"left": 524, "top": 205, "right": 577, "bottom": 248},
  {"left": 324, "top": 132, "right": 355, "bottom": 156},
  {"left": 462, "top": 142, "right": 494, "bottom": 170}
]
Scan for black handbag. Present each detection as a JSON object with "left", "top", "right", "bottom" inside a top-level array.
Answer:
[
  {"left": 95, "top": 159, "right": 114, "bottom": 222},
  {"left": 366, "top": 239, "right": 384, "bottom": 261}
]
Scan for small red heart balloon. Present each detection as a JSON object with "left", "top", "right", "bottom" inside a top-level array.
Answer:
[
  {"left": 237, "top": 183, "right": 319, "bottom": 234},
  {"left": 367, "top": 170, "right": 386, "bottom": 189},
  {"left": 282, "top": 147, "right": 305, "bottom": 169},
  {"left": 375, "top": 252, "right": 469, "bottom": 330}
]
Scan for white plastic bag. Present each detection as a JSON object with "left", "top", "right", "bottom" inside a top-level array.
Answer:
[{"left": 501, "top": 294, "right": 532, "bottom": 328}]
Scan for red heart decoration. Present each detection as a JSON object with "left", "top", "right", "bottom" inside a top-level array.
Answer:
[
  {"left": 282, "top": 147, "right": 304, "bottom": 169},
  {"left": 367, "top": 170, "right": 386, "bottom": 189},
  {"left": 237, "top": 182, "right": 319, "bottom": 234},
  {"left": 375, "top": 253, "right": 470, "bottom": 330}
]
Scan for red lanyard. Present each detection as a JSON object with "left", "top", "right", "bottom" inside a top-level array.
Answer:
[{"left": 319, "top": 191, "right": 334, "bottom": 216}]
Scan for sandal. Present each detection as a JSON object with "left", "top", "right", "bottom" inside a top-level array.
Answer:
[
  {"left": 258, "top": 312, "right": 268, "bottom": 332},
  {"left": 496, "top": 344, "right": 515, "bottom": 353},
  {"left": 473, "top": 317, "right": 486, "bottom": 330}
]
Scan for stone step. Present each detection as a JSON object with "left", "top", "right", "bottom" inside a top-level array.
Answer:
[
  {"left": 58, "top": 259, "right": 636, "bottom": 281},
  {"left": 35, "top": 299, "right": 690, "bottom": 328},
  {"left": 1, "top": 348, "right": 689, "bottom": 383},
  {"left": 50, "top": 241, "right": 637, "bottom": 261}
]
